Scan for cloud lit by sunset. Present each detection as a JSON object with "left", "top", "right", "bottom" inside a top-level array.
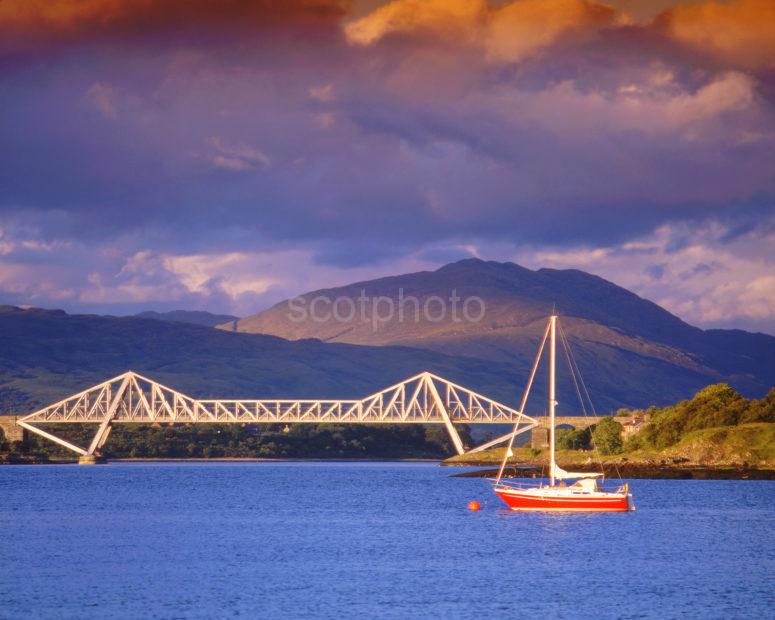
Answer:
[{"left": 0, "top": 0, "right": 773, "bottom": 332}]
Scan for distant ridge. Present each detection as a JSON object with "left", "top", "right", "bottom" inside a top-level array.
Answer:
[
  {"left": 0, "top": 305, "right": 531, "bottom": 414},
  {"left": 220, "top": 258, "right": 775, "bottom": 404},
  {"left": 135, "top": 310, "right": 238, "bottom": 328}
]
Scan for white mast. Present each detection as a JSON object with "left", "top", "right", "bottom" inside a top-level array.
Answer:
[
  {"left": 494, "top": 318, "right": 551, "bottom": 485},
  {"left": 549, "top": 313, "right": 557, "bottom": 487}
]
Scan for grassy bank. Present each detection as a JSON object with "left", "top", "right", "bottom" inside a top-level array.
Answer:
[{"left": 445, "top": 423, "right": 775, "bottom": 473}]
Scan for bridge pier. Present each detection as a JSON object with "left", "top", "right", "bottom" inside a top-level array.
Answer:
[
  {"left": 0, "top": 416, "right": 24, "bottom": 443},
  {"left": 531, "top": 427, "right": 549, "bottom": 449},
  {"left": 529, "top": 417, "right": 606, "bottom": 450},
  {"left": 78, "top": 454, "right": 107, "bottom": 465}
]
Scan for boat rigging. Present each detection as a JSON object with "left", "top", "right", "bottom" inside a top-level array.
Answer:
[{"left": 492, "top": 314, "right": 634, "bottom": 512}]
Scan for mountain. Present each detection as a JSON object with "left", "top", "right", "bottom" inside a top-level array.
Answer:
[
  {"left": 220, "top": 259, "right": 775, "bottom": 408},
  {"left": 134, "top": 310, "right": 238, "bottom": 328},
  {"left": 0, "top": 305, "right": 526, "bottom": 415}
]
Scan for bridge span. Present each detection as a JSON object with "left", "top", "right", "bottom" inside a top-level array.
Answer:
[
  {"left": 11, "top": 371, "right": 607, "bottom": 462},
  {"left": 16, "top": 370, "right": 548, "bottom": 461}
]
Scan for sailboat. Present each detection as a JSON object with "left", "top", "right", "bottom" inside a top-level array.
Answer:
[{"left": 492, "top": 314, "right": 634, "bottom": 512}]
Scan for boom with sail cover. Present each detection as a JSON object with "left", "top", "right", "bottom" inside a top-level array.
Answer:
[{"left": 551, "top": 463, "right": 602, "bottom": 480}]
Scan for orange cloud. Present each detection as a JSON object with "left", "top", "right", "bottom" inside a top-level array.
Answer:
[
  {"left": 0, "top": 0, "right": 349, "bottom": 55},
  {"left": 658, "top": 0, "right": 775, "bottom": 70},
  {"left": 486, "top": 0, "right": 617, "bottom": 62},
  {"left": 345, "top": 0, "right": 487, "bottom": 46},
  {"left": 345, "top": 0, "right": 620, "bottom": 63}
]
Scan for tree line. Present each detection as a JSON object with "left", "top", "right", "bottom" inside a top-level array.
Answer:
[
  {"left": 556, "top": 383, "right": 775, "bottom": 455},
  {"left": 2, "top": 422, "right": 473, "bottom": 461}
]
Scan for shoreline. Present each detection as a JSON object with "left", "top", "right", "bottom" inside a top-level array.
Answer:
[{"left": 1, "top": 455, "right": 773, "bottom": 478}]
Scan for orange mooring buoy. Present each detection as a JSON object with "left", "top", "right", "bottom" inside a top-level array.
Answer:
[{"left": 468, "top": 500, "right": 481, "bottom": 511}]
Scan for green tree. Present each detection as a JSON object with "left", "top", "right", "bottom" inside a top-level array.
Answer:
[
  {"left": 424, "top": 425, "right": 456, "bottom": 453},
  {"left": 591, "top": 417, "right": 623, "bottom": 455},
  {"left": 636, "top": 383, "right": 751, "bottom": 450},
  {"left": 739, "top": 388, "right": 775, "bottom": 424},
  {"left": 556, "top": 427, "right": 591, "bottom": 450}
]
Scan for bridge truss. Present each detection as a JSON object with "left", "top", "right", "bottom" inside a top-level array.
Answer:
[{"left": 17, "top": 371, "right": 538, "bottom": 457}]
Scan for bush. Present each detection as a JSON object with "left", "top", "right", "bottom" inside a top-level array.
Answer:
[
  {"left": 591, "top": 417, "right": 623, "bottom": 455},
  {"left": 623, "top": 433, "right": 644, "bottom": 452},
  {"left": 739, "top": 388, "right": 775, "bottom": 424},
  {"left": 632, "top": 383, "right": 770, "bottom": 451},
  {"left": 556, "top": 427, "right": 591, "bottom": 450}
]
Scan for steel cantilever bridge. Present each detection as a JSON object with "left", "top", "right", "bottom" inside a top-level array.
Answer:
[{"left": 17, "top": 371, "right": 539, "bottom": 459}]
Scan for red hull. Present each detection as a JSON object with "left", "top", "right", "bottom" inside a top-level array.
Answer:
[{"left": 495, "top": 487, "right": 632, "bottom": 512}]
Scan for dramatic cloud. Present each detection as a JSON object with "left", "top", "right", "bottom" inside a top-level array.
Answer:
[
  {"left": 0, "top": 0, "right": 348, "bottom": 56},
  {"left": 658, "top": 0, "right": 775, "bottom": 70},
  {"left": 345, "top": 0, "right": 485, "bottom": 46},
  {"left": 346, "top": 0, "right": 618, "bottom": 63},
  {"left": 0, "top": 225, "right": 442, "bottom": 316},
  {"left": 0, "top": 0, "right": 773, "bottom": 332},
  {"left": 485, "top": 0, "right": 617, "bottom": 62}
]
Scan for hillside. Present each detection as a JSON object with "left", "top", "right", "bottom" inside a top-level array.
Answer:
[
  {"left": 221, "top": 259, "right": 775, "bottom": 407},
  {"left": 0, "top": 305, "right": 527, "bottom": 414},
  {"left": 134, "top": 310, "right": 239, "bottom": 327}
]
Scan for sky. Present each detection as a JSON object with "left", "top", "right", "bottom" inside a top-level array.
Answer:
[{"left": 0, "top": 0, "right": 773, "bottom": 333}]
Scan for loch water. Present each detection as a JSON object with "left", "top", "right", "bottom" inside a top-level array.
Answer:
[{"left": 1, "top": 462, "right": 773, "bottom": 619}]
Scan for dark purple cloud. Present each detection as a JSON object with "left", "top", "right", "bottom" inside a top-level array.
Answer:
[{"left": 0, "top": 0, "right": 773, "bottom": 332}]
